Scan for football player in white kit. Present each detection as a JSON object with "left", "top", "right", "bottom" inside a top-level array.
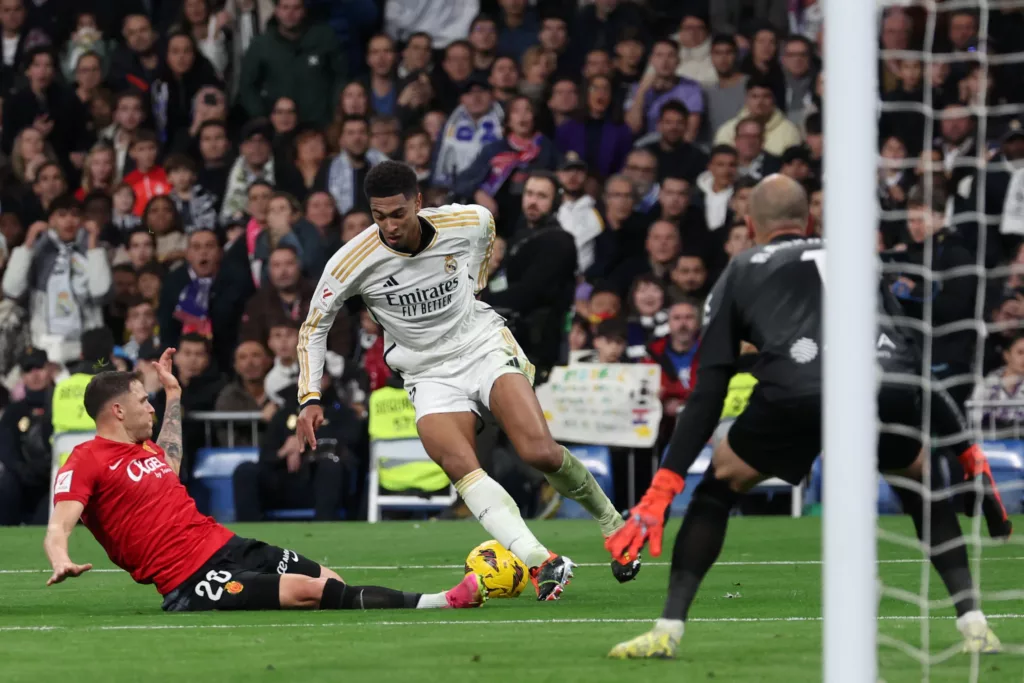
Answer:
[{"left": 296, "top": 161, "right": 639, "bottom": 600}]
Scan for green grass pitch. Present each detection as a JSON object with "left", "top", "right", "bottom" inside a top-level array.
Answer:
[{"left": 1, "top": 517, "right": 1022, "bottom": 682}]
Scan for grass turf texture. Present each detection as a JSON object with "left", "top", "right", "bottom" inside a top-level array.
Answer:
[{"left": 0, "top": 517, "right": 1022, "bottom": 682}]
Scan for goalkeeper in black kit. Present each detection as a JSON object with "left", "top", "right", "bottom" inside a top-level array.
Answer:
[{"left": 604, "top": 175, "right": 1003, "bottom": 659}]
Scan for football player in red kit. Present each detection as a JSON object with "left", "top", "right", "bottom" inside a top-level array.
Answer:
[{"left": 44, "top": 349, "right": 485, "bottom": 612}]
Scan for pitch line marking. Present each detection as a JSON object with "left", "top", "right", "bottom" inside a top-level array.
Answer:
[
  {"left": 2, "top": 556, "right": 1023, "bottom": 575},
  {"left": 3, "top": 614, "right": 1024, "bottom": 633}
]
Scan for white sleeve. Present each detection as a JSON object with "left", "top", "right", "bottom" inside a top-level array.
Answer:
[
  {"left": 1001, "top": 168, "right": 1024, "bottom": 236},
  {"left": 467, "top": 205, "right": 496, "bottom": 294},
  {"left": 297, "top": 237, "right": 367, "bottom": 406}
]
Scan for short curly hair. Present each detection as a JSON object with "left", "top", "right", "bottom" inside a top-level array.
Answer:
[{"left": 364, "top": 160, "right": 418, "bottom": 200}]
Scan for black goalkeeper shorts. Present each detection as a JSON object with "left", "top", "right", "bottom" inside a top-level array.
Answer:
[
  {"left": 727, "top": 388, "right": 822, "bottom": 486},
  {"left": 161, "top": 536, "right": 322, "bottom": 612}
]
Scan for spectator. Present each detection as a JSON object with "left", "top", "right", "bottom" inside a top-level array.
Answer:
[
  {"left": 268, "top": 96, "right": 299, "bottom": 160},
  {"left": 220, "top": 118, "right": 275, "bottom": 224},
  {"left": 739, "top": 25, "right": 786, "bottom": 105},
  {"left": 723, "top": 222, "right": 754, "bottom": 261},
  {"left": 277, "top": 128, "right": 327, "bottom": 203},
  {"left": 120, "top": 294, "right": 158, "bottom": 363},
  {"left": 21, "top": 161, "right": 67, "bottom": 226},
  {"left": 233, "top": 371, "right": 355, "bottom": 521},
  {"left": 715, "top": 75, "right": 802, "bottom": 156},
  {"left": 402, "top": 127, "right": 433, "bottom": 184},
  {"left": 105, "top": 263, "right": 138, "bottom": 340},
  {"left": 239, "top": 0, "right": 345, "bottom": 127},
  {"left": 2, "top": 195, "right": 111, "bottom": 364},
  {"left": 456, "top": 95, "right": 559, "bottom": 234},
  {"left": 554, "top": 74, "right": 633, "bottom": 179},
  {"left": 625, "top": 38, "right": 703, "bottom": 140},
  {"left": 538, "top": 13, "right": 569, "bottom": 77},
  {"left": 808, "top": 183, "right": 823, "bottom": 237},
  {"left": 181, "top": 85, "right": 229, "bottom": 155},
  {"left": 611, "top": 218, "right": 681, "bottom": 296},
  {"left": 588, "top": 174, "right": 646, "bottom": 279},
  {"left": 711, "top": 0, "right": 787, "bottom": 36},
  {"left": 123, "top": 130, "right": 170, "bottom": 215},
  {"left": 110, "top": 184, "right": 143, "bottom": 237},
  {"left": 646, "top": 299, "right": 701, "bottom": 414},
  {"left": 142, "top": 195, "right": 187, "bottom": 268},
  {"left": 152, "top": 32, "right": 221, "bottom": 150},
  {"left": 579, "top": 316, "right": 629, "bottom": 364},
  {"left": 496, "top": 0, "right": 539, "bottom": 62},
  {"left": 433, "top": 75, "right": 503, "bottom": 188},
  {"left": 136, "top": 261, "right": 163, "bottom": 307},
  {"left": 637, "top": 100, "right": 708, "bottom": 184},
  {"left": 99, "top": 91, "right": 146, "bottom": 182},
  {"left": 545, "top": 76, "right": 578, "bottom": 136},
  {"left": 363, "top": 34, "right": 400, "bottom": 117},
  {"left": 610, "top": 33, "right": 644, "bottom": 110},
  {"left": 482, "top": 172, "right": 576, "bottom": 381},
  {"left": 804, "top": 111, "right": 823, "bottom": 175},
  {"left": 890, "top": 183, "right": 978, "bottom": 407},
  {"left": 240, "top": 243, "right": 353, "bottom": 358},
  {"left": 696, "top": 145, "right": 739, "bottom": 232},
  {"left": 214, "top": 339, "right": 273, "bottom": 446},
  {"left": 0, "top": 0, "right": 27, "bottom": 71},
  {"left": 305, "top": 190, "right": 342, "bottom": 251},
  {"left": 972, "top": 333, "right": 1024, "bottom": 429},
  {"left": 196, "top": 119, "right": 232, "bottom": 203},
  {"left": 674, "top": 14, "right": 716, "bottom": 87},
  {"left": 370, "top": 114, "right": 402, "bottom": 158},
  {"left": 668, "top": 252, "right": 710, "bottom": 302},
  {"left": 938, "top": 103, "right": 976, "bottom": 175},
  {"left": 625, "top": 274, "right": 669, "bottom": 359},
  {"left": 732, "top": 117, "right": 780, "bottom": 181},
  {"left": 174, "top": 0, "right": 230, "bottom": 80},
  {"left": 488, "top": 55, "right": 520, "bottom": 105},
  {"left": 556, "top": 153, "right": 603, "bottom": 274},
  {"left": 165, "top": 153, "right": 218, "bottom": 233},
  {"left": 397, "top": 31, "right": 432, "bottom": 79},
  {"left": 112, "top": 225, "right": 156, "bottom": 272},
  {"left": 74, "top": 142, "right": 116, "bottom": 201},
  {"left": 255, "top": 192, "right": 324, "bottom": 280},
  {"left": 0, "top": 347, "right": 53, "bottom": 525},
  {"left": 321, "top": 116, "right": 388, "bottom": 217},
  {"left": 623, "top": 148, "right": 660, "bottom": 214},
  {"left": 780, "top": 36, "right": 817, "bottom": 127},
  {"left": 518, "top": 45, "right": 555, "bottom": 108},
  {"left": 2, "top": 47, "right": 90, "bottom": 176},
  {"left": 264, "top": 318, "right": 301, "bottom": 406},
  {"left": 159, "top": 228, "right": 253, "bottom": 372},
  {"left": 432, "top": 39, "right": 474, "bottom": 113},
  {"left": 583, "top": 48, "right": 612, "bottom": 81},
  {"left": 108, "top": 14, "right": 163, "bottom": 94},
  {"left": 566, "top": 0, "right": 649, "bottom": 75},
  {"left": 468, "top": 14, "right": 498, "bottom": 78},
  {"left": 11, "top": 127, "right": 56, "bottom": 186}
]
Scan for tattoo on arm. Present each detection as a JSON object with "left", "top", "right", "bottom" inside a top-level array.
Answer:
[{"left": 156, "top": 398, "right": 183, "bottom": 474}]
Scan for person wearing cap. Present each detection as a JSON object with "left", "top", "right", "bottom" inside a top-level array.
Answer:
[
  {"left": 238, "top": 0, "right": 346, "bottom": 128},
  {"left": 555, "top": 152, "right": 604, "bottom": 273},
  {"left": 1, "top": 194, "right": 112, "bottom": 365},
  {"left": 220, "top": 118, "right": 277, "bottom": 224},
  {"left": 0, "top": 348, "right": 53, "bottom": 525},
  {"left": 433, "top": 74, "right": 504, "bottom": 188}
]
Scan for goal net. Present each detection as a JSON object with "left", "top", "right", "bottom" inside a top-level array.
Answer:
[{"left": 829, "top": 0, "right": 1024, "bottom": 680}]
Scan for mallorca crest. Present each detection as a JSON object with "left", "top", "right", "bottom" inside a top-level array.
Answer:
[{"left": 444, "top": 254, "right": 458, "bottom": 274}]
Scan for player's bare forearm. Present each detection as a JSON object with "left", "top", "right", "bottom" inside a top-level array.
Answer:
[
  {"left": 156, "top": 397, "right": 184, "bottom": 475},
  {"left": 44, "top": 501, "right": 83, "bottom": 570}
]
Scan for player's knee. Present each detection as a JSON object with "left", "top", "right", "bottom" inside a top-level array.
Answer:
[
  {"left": 279, "top": 575, "right": 327, "bottom": 609},
  {"left": 515, "top": 435, "right": 562, "bottom": 473}
]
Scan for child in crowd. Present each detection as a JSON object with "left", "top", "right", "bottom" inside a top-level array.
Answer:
[
  {"left": 112, "top": 184, "right": 142, "bottom": 236},
  {"left": 122, "top": 130, "right": 169, "bottom": 215},
  {"left": 264, "top": 320, "right": 301, "bottom": 406},
  {"left": 166, "top": 153, "right": 220, "bottom": 233}
]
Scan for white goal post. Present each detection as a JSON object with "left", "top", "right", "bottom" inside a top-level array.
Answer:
[{"left": 823, "top": 0, "right": 880, "bottom": 681}]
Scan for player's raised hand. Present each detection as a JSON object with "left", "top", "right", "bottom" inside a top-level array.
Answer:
[
  {"left": 47, "top": 561, "right": 93, "bottom": 586},
  {"left": 155, "top": 348, "right": 182, "bottom": 399},
  {"left": 297, "top": 404, "right": 324, "bottom": 452}
]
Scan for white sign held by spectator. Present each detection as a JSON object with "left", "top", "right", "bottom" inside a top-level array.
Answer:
[{"left": 536, "top": 364, "right": 663, "bottom": 449}]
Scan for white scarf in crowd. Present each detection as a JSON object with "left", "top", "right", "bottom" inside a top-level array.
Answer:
[{"left": 45, "top": 232, "right": 90, "bottom": 338}]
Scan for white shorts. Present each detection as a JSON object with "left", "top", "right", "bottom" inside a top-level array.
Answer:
[{"left": 404, "top": 327, "right": 535, "bottom": 421}]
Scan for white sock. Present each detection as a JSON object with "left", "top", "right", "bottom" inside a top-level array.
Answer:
[
  {"left": 654, "top": 618, "right": 684, "bottom": 641},
  {"left": 957, "top": 610, "right": 987, "bottom": 632},
  {"left": 416, "top": 592, "right": 448, "bottom": 609},
  {"left": 456, "top": 469, "right": 550, "bottom": 568}
]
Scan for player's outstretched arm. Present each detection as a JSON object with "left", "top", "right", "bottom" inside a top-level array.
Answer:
[
  {"left": 153, "top": 348, "right": 184, "bottom": 475},
  {"left": 44, "top": 500, "right": 93, "bottom": 586}
]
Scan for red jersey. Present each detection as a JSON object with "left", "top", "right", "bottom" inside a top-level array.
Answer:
[
  {"left": 53, "top": 437, "right": 234, "bottom": 595},
  {"left": 122, "top": 167, "right": 169, "bottom": 216}
]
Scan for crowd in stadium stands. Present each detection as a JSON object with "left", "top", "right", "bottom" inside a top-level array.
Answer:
[{"left": 1, "top": 0, "right": 1024, "bottom": 524}]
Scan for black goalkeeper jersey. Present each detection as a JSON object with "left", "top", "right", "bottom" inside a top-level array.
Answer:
[{"left": 662, "top": 234, "right": 824, "bottom": 475}]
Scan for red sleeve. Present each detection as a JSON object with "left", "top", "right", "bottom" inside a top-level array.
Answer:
[{"left": 53, "top": 447, "right": 98, "bottom": 507}]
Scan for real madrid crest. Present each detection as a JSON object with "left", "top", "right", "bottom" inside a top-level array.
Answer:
[
  {"left": 444, "top": 254, "right": 458, "bottom": 274},
  {"left": 18, "top": 416, "right": 30, "bottom": 433},
  {"left": 287, "top": 414, "right": 298, "bottom": 431}
]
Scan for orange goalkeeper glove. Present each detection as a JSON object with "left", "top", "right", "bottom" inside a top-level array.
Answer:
[
  {"left": 605, "top": 469, "right": 685, "bottom": 562},
  {"left": 959, "top": 445, "right": 1013, "bottom": 540}
]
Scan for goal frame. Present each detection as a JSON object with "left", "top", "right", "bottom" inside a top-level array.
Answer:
[{"left": 822, "top": 1, "right": 880, "bottom": 681}]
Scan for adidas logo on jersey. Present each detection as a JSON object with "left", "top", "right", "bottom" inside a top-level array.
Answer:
[{"left": 382, "top": 276, "right": 399, "bottom": 288}]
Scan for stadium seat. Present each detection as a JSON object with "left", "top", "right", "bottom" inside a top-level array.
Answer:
[
  {"left": 190, "top": 447, "right": 259, "bottom": 522},
  {"left": 555, "top": 445, "right": 614, "bottom": 519},
  {"left": 367, "top": 438, "right": 457, "bottom": 522}
]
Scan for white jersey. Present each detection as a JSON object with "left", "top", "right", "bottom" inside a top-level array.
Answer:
[{"left": 297, "top": 203, "right": 498, "bottom": 405}]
